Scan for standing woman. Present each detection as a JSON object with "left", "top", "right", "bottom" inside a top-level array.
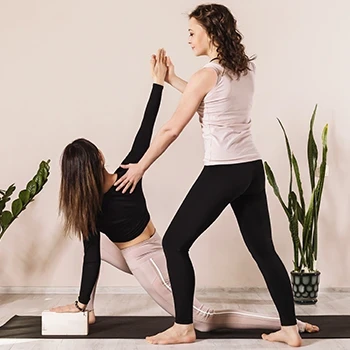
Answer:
[
  {"left": 50, "top": 49, "right": 317, "bottom": 337},
  {"left": 115, "top": 4, "right": 310, "bottom": 347}
]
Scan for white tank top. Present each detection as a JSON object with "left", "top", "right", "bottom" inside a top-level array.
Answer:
[{"left": 197, "top": 61, "right": 261, "bottom": 166}]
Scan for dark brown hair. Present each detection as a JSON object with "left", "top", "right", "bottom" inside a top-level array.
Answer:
[
  {"left": 189, "top": 3, "right": 255, "bottom": 79},
  {"left": 59, "top": 138, "right": 104, "bottom": 240}
]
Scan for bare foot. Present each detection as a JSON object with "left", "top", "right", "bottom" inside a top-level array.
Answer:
[
  {"left": 146, "top": 323, "right": 196, "bottom": 345},
  {"left": 305, "top": 322, "right": 319, "bottom": 333},
  {"left": 88, "top": 310, "right": 96, "bottom": 325},
  {"left": 262, "top": 325, "right": 302, "bottom": 347}
]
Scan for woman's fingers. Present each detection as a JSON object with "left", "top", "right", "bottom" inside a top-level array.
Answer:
[
  {"left": 114, "top": 174, "right": 125, "bottom": 186},
  {"left": 150, "top": 54, "right": 156, "bottom": 64},
  {"left": 121, "top": 180, "right": 133, "bottom": 194},
  {"left": 130, "top": 182, "right": 137, "bottom": 194},
  {"left": 156, "top": 48, "right": 161, "bottom": 62},
  {"left": 115, "top": 178, "right": 130, "bottom": 191}
]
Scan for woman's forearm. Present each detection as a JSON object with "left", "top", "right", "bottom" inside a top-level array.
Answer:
[
  {"left": 138, "top": 126, "right": 178, "bottom": 172},
  {"left": 168, "top": 75, "right": 188, "bottom": 93}
]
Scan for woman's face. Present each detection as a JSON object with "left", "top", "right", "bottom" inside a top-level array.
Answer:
[{"left": 188, "top": 17, "right": 210, "bottom": 56}]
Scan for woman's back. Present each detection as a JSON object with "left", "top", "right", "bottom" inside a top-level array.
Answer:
[
  {"left": 98, "top": 167, "right": 149, "bottom": 243},
  {"left": 197, "top": 62, "right": 260, "bottom": 165}
]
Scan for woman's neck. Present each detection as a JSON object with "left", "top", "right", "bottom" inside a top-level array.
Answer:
[
  {"left": 103, "top": 168, "right": 117, "bottom": 193},
  {"left": 207, "top": 47, "right": 219, "bottom": 61}
]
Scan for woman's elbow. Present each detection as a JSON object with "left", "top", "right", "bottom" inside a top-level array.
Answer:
[{"left": 162, "top": 126, "right": 180, "bottom": 140}]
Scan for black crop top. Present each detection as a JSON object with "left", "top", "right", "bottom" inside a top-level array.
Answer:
[{"left": 78, "top": 84, "right": 163, "bottom": 304}]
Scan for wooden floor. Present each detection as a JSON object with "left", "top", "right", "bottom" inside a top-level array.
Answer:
[{"left": 1, "top": 289, "right": 350, "bottom": 349}]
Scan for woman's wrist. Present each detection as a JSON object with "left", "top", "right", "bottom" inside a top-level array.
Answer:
[
  {"left": 153, "top": 78, "right": 164, "bottom": 86},
  {"left": 167, "top": 74, "right": 177, "bottom": 86},
  {"left": 138, "top": 160, "right": 148, "bottom": 173}
]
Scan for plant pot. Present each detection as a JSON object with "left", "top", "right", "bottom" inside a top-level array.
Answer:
[{"left": 290, "top": 271, "right": 320, "bottom": 304}]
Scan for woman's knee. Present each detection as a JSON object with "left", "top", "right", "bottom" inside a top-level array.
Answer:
[
  {"left": 248, "top": 241, "right": 277, "bottom": 263},
  {"left": 162, "top": 231, "right": 175, "bottom": 253},
  {"left": 162, "top": 229, "right": 189, "bottom": 255}
]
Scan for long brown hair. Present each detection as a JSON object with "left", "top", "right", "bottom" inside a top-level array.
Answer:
[
  {"left": 59, "top": 138, "right": 104, "bottom": 240},
  {"left": 189, "top": 3, "right": 255, "bottom": 79}
]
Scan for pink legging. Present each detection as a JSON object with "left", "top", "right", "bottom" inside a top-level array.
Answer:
[{"left": 86, "top": 232, "right": 306, "bottom": 332}]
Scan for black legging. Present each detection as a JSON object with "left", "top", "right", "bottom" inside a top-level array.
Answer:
[{"left": 162, "top": 160, "right": 296, "bottom": 327}]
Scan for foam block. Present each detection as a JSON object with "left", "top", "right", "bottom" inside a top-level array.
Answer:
[{"left": 41, "top": 311, "right": 89, "bottom": 335}]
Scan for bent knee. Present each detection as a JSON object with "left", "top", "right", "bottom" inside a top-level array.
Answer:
[{"left": 162, "top": 232, "right": 190, "bottom": 255}]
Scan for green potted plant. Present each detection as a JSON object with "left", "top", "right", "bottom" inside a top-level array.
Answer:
[
  {"left": 264, "top": 105, "right": 328, "bottom": 304},
  {"left": 0, "top": 160, "right": 50, "bottom": 240}
]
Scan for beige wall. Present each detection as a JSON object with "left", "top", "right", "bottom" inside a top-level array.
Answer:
[{"left": 1, "top": 0, "right": 349, "bottom": 290}]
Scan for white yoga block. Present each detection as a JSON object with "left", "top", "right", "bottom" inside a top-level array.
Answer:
[{"left": 41, "top": 311, "right": 89, "bottom": 335}]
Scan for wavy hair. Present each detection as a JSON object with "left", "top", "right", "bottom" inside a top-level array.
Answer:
[
  {"left": 189, "top": 3, "right": 256, "bottom": 79},
  {"left": 59, "top": 138, "right": 104, "bottom": 240}
]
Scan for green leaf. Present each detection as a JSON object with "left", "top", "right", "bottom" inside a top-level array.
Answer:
[
  {"left": 277, "top": 118, "right": 293, "bottom": 208},
  {"left": 0, "top": 184, "right": 16, "bottom": 214},
  {"left": 307, "top": 105, "right": 318, "bottom": 190},
  {"left": 315, "top": 124, "right": 328, "bottom": 215},
  {"left": 38, "top": 167, "right": 49, "bottom": 181},
  {"left": 19, "top": 190, "right": 31, "bottom": 206},
  {"left": 34, "top": 160, "right": 50, "bottom": 193},
  {"left": 0, "top": 210, "right": 13, "bottom": 228},
  {"left": 322, "top": 124, "right": 328, "bottom": 147},
  {"left": 302, "top": 189, "right": 316, "bottom": 267},
  {"left": 40, "top": 160, "right": 51, "bottom": 173},
  {"left": 3, "top": 184, "right": 16, "bottom": 199},
  {"left": 288, "top": 192, "right": 300, "bottom": 270},
  {"left": 0, "top": 200, "right": 5, "bottom": 213},
  {"left": 291, "top": 153, "right": 305, "bottom": 218},
  {"left": 311, "top": 124, "right": 328, "bottom": 262},
  {"left": 12, "top": 198, "right": 23, "bottom": 217},
  {"left": 289, "top": 191, "right": 306, "bottom": 269},
  {"left": 312, "top": 217, "right": 318, "bottom": 265},
  {"left": 33, "top": 174, "right": 44, "bottom": 190},
  {"left": 0, "top": 160, "right": 51, "bottom": 241},
  {"left": 264, "top": 162, "right": 290, "bottom": 218},
  {"left": 296, "top": 202, "right": 305, "bottom": 226},
  {"left": 26, "top": 180, "right": 37, "bottom": 197}
]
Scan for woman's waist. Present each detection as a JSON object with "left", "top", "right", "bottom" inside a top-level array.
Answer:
[
  {"left": 99, "top": 210, "right": 151, "bottom": 243},
  {"left": 116, "top": 220, "right": 156, "bottom": 250}
]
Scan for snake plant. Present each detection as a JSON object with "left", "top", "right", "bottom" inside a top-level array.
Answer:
[
  {"left": 0, "top": 160, "right": 50, "bottom": 240},
  {"left": 264, "top": 105, "right": 328, "bottom": 272}
]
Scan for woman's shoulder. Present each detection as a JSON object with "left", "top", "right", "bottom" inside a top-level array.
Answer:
[{"left": 202, "top": 61, "right": 224, "bottom": 73}]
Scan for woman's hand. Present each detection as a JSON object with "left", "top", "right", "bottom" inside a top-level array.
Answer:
[
  {"left": 114, "top": 163, "right": 145, "bottom": 194},
  {"left": 164, "top": 56, "right": 187, "bottom": 93},
  {"left": 50, "top": 302, "right": 85, "bottom": 313},
  {"left": 150, "top": 48, "right": 167, "bottom": 85},
  {"left": 165, "top": 56, "right": 176, "bottom": 85}
]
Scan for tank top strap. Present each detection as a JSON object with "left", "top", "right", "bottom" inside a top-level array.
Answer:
[{"left": 203, "top": 62, "right": 224, "bottom": 84}]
